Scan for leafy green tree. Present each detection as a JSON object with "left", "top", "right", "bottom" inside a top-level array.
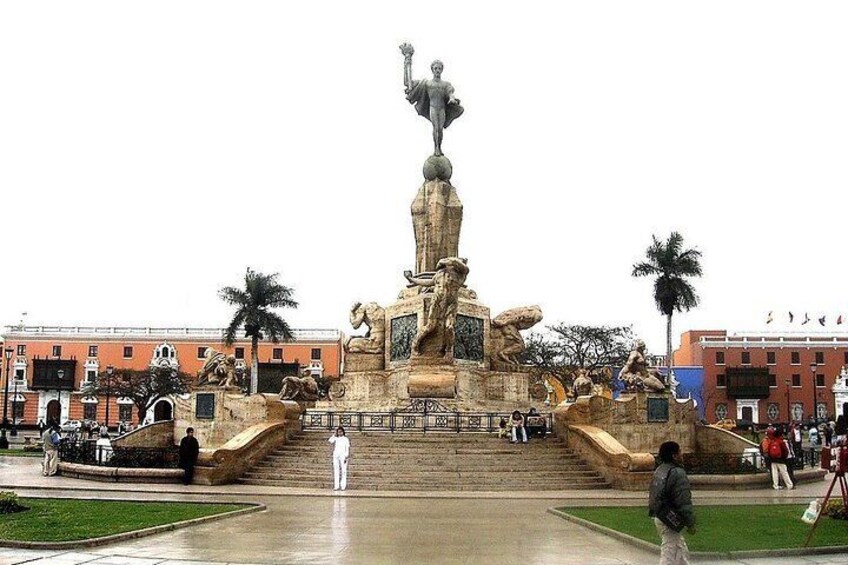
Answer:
[
  {"left": 82, "top": 366, "right": 192, "bottom": 424},
  {"left": 522, "top": 323, "right": 634, "bottom": 390},
  {"left": 631, "top": 231, "right": 703, "bottom": 374},
  {"left": 219, "top": 268, "right": 299, "bottom": 393}
]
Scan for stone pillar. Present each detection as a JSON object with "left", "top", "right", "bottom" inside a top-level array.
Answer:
[{"left": 411, "top": 179, "right": 463, "bottom": 274}]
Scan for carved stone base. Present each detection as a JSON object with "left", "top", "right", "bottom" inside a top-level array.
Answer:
[
  {"left": 408, "top": 369, "right": 457, "bottom": 398},
  {"left": 345, "top": 353, "right": 385, "bottom": 372}
]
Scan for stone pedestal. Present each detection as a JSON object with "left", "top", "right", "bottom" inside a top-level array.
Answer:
[
  {"left": 173, "top": 389, "right": 288, "bottom": 449},
  {"left": 411, "top": 179, "right": 462, "bottom": 275},
  {"left": 384, "top": 290, "right": 490, "bottom": 369},
  {"left": 344, "top": 352, "right": 384, "bottom": 372}
]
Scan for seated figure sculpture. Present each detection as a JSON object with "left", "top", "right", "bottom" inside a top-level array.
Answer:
[
  {"left": 618, "top": 340, "right": 666, "bottom": 392},
  {"left": 196, "top": 348, "right": 238, "bottom": 388},
  {"left": 572, "top": 369, "right": 595, "bottom": 397},
  {"left": 344, "top": 301, "right": 386, "bottom": 354},
  {"left": 279, "top": 371, "right": 320, "bottom": 402}
]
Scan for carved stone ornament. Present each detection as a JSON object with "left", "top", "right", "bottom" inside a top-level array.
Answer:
[
  {"left": 279, "top": 373, "right": 320, "bottom": 402},
  {"left": 196, "top": 348, "right": 238, "bottom": 388},
  {"left": 490, "top": 305, "right": 543, "bottom": 365}
]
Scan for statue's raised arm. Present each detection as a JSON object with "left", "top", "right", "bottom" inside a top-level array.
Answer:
[
  {"left": 399, "top": 42, "right": 464, "bottom": 157},
  {"left": 400, "top": 42, "right": 415, "bottom": 93}
]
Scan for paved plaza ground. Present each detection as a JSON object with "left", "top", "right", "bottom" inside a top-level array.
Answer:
[{"left": 2, "top": 456, "right": 847, "bottom": 564}]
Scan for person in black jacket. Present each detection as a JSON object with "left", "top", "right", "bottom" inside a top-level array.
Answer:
[
  {"left": 178, "top": 427, "right": 200, "bottom": 485},
  {"left": 648, "top": 441, "right": 696, "bottom": 564}
]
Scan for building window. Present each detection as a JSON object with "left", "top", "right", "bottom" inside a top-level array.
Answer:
[
  {"left": 715, "top": 351, "right": 725, "bottom": 365},
  {"left": 84, "top": 403, "right": 97, "bottom": 421},
  {"left": 86, "top": 370, "right": 97, "bottom": 383},
  {"left": 716, "top": 374, "right": 726, "bottom": 388},
  {"left": 88, "top": 345, "right": 98, "bottom": 358},
  {"left": 123, "top": 346, "right": 133, "bottom": 359},
  {"left": 816, "top": 374, "right": 825, "bottom": 387},
  {"left": 16, "top": 344, "right": 25, "bottom": 356},
  {"left": 844, "top": 351, "right": 848, "bottom": 364},
  {"left": 14, "top": 369, "right": 24, "bottom": 381},
  {"left": 792, "top": 374, "right": 801, "bottom": 387},
  {"left": 791, "top": 351, "right": 800, "bottom": 365},
  {"left": 767, "top": 403, "right": 779, "bottom": 421},
  {"left": 273, "top": 348, "right": 283, "bottom": 360},
  {"left": 197, "top": 347, "right": 207, "bottom": 359},
  {"left": 52, "top": 345, "right": 62, "bottom": 357},
  {"left": 235, "top": 347, "right": 245, "bottom": 360},
  {"left": 815, "top": 351, "right": 824, "bottom": 364},
  {"left": 766, "top": 351, "right": 776, "bottom": 365},
  {"left": 768, "top": 374, "right": 776, "bottom": 388},
  {"left": 12, "top": 401, "right": 24, "bottom": 420},
  {"left": 311, "top": 348, "right": 321, "bottom": 360},
  {"left": 741, "top": 351, "right": 751, "bottom": 365},
  {"left": 119, "top": 404, "right": 133, "bottom": 422},
  {"left": 715, "top": 403, "right": 728, "bottom": 420}
]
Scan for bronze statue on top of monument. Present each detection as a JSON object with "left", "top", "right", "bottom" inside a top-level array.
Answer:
[{"left": 401, "top": 42, "right": 464, "bottom": 159}]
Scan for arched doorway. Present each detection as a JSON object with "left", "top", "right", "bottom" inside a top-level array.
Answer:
[
  {"left": 153, "top": 400, "right": 173, "bottom": 422},
  {"left": 46, "top": 400, "right": 60, "bottom": 426}
]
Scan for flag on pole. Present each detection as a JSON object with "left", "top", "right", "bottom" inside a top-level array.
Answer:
[
  {"left": 789, "top": 311, "right": 794, "bottom": 323},
  {"left": 818, "top": 316, "right": 826, "bottom": 326},
  {"left": 838, "top": 315, "right": 844, "bottom": 325},
  {"left": 802, "top": 313, "right": 810, "bottom": 325},
  {"left": 766, "top": 311, "right": 773, "bottom": 324}
]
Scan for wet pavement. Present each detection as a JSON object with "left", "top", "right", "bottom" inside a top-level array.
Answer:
[{"left": 1, "top": 456, "right": 846, "bottom": 564}]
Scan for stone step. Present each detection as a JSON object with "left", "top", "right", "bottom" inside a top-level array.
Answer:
[
  {"left": 237, "top": 479, "right": 610, "bottom": 490},
  {"left": 254, "top": 461, "right": 588, "bottom": 471},
  {"left": 240, "top": 428, "right": 607, "bottom": 491}
]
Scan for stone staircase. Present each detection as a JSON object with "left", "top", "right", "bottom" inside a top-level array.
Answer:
[{"left": 239, "top": 431, "right": 610, "bottom": 490}]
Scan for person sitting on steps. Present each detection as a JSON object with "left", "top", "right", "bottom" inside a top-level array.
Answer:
[{"left": 510, "top": 410, "right": 527, "bottom": 444}]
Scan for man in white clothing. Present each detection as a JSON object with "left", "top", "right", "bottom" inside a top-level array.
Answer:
[{"left": 328, "top": 426, "right": 350, "bottom": 491}]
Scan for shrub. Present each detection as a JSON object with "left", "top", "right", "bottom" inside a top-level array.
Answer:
[
  {"left": 0, "top": 491, "right": 28, "bottom": 514},
  {"left": 823, "top": 499, "right": 848, "bottom": 521},
  {"left": 679, "top": 452, "right": 760, "bottom": 475}
]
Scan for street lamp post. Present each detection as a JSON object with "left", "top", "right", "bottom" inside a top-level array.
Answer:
[
  {"left": 10, "top": 372, "right": 19, "bottom": 438},
  {"left": 0, "top": 348, "right": 13, "bottom": 449},
  {"left": 810, "top": 362, "right": 818, "bottom": 425},
  {"left": 105, "top": 365, "right": 113, "bottom": 431},
  {"left": 56, "top": 369, "right": 65, "bottom": 428}
]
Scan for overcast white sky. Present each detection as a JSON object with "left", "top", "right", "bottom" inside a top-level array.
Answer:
[{"left": 1, "top": 2, "right": 847, "bottom": 353}]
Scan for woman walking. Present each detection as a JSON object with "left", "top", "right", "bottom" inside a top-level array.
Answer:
[{"left": 328, "top": 426, "right": 350, "bottom": 491}]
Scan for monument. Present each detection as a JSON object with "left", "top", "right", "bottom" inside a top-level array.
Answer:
[{"left": 323, "top": 44, "right": 543, "bottom": 411}]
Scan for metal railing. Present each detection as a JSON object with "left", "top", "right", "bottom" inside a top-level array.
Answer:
[{"left": 58, "top": 439, "right": 178, "bottom": 468}]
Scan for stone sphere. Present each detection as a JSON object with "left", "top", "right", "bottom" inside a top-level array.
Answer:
[{"left": 423, "top": 155, "right": 453, "bottom": 181}]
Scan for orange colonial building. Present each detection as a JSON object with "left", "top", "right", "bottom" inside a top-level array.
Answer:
[
  {"left": 0, "top": 325, "right": 342, "bottom": 429},
  {"left": 674, "top": 330, "right": 848, "bottom": 425}
]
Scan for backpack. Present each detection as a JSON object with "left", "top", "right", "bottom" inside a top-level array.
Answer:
[{"left": 768, "top": 439, "right": 785, "bottom": 459}]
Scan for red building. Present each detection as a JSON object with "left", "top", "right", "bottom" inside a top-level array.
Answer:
[
  {"left": 674, "top": 330, "right": 848, "bottom": 425},
  {"left": 0, "top": 325, "right": 343, "bottom": 429}
]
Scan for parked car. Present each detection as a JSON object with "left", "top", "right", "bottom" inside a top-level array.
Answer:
[{"left": 60, "top": 420, "right": 83, "bottom": 433}]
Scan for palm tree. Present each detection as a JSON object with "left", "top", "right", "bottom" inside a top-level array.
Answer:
[
  {"left": 631, "top": 232, "right": 703, "bottom": 375},
  {"left": 219, "top": 268, "right": 299, "bottom": 393}
]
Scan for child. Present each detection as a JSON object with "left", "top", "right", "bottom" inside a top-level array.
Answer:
[{"left": 497, "top": 417, "right": 509, "bottom": 439}]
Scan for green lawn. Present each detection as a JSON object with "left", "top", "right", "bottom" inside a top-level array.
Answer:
[
  {"left": 0, "top": 499, "right": 252, "bottom": 542},
  {"left": 0, "top": 449, "right": 43, "bottom": 458},
  {"left": 559, "top": 505, "right": 848, "bottom": 552}
]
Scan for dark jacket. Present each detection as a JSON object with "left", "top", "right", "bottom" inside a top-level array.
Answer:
[
  {"left": 648, "top": 462, "right": 695, "bottom": 528},
  {"left": 179, "top": 435, "right": 200, "bottom": 468}
]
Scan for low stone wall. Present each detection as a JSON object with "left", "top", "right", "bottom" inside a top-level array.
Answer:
[
  {"left": 193, "top": 401, "right": 302, "bottom": 485},
  {"left": 694, "top": 425, "right": 757, "bottom": 453},
  {"left": 58, "top": 462, "right": 184, "bottom": 484},
  {"left": 111, "top": 420, "right": 175, "bottom": 448},
  {"left": 690, "top": 468, "right": 827, "bottom": 489},
  {"left": 558, "top": 423, "right": 654, "bottom": 490}
]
